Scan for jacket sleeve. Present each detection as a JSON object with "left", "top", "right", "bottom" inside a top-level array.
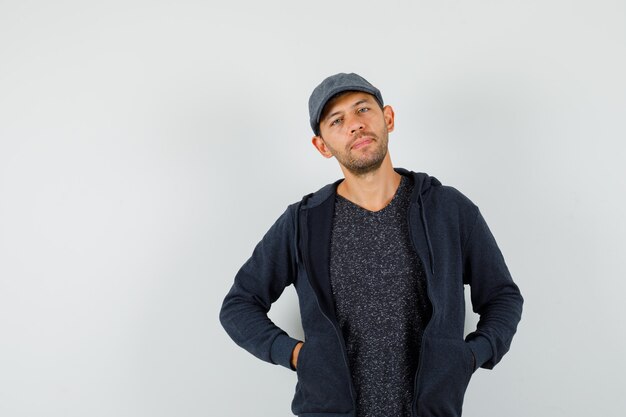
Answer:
[
  {"left": 462, "top": 207, "right": 523, "bottom": 370},
  {"left": 219, "top": 205, "right": 302, "bottom": 370}
]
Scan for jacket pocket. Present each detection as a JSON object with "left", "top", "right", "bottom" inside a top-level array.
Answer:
[
  {"left": 291, "top": 339, "right": 353, "bottom": 415},
  {"left": 295, "top": 340, "right": 308, "bottom": 377},
  {"left": 415, "top": 336, "right": 474, "bottom": 417}
]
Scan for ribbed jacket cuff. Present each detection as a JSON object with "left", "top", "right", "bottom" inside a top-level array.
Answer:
[
  {"left": 270, "top": 334, "right": 302, "bottom": 370},
  {"left": 466, "top": 335, "right": 493, "bottom": 371}
]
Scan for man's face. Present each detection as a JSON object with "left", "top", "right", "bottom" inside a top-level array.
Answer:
[{"left": 312, "top": 91, "right": 395, "bottom": 176}]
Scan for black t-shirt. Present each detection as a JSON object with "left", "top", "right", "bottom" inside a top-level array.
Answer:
[{"left": 330, "top": 175, "right": 432, "bottom": 417}]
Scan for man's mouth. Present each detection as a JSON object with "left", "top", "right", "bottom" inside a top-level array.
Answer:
[
  {"left": 351, "top": 137, "right": 375, "bottom": 150},
  {"left": 350, "top": 132, "right": 376, "bottom": 149}
]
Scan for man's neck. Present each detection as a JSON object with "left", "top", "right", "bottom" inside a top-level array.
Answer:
[{"left": 336, "top": 155, "right": 401, "bottom": 212}]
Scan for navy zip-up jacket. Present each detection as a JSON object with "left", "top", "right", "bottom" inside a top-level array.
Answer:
[{"left": 220, "top": 168, "right": 523, "bottom": 417}]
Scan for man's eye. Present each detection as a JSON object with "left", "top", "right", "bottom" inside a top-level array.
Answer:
[
  {"left": 331, "top": 118, "right": 342, "bottom": 126},
  {"left": 358, "top": 107, "right": 370, "bottom": 113}
]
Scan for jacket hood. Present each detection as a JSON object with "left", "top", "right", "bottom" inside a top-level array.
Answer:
[{"left": 299, "top": 168, "right": 441, "bottom": 210}]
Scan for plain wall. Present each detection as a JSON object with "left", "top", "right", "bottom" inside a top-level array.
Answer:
[{"left": 1, "top": 1, "right": 625, "bottom": 416}]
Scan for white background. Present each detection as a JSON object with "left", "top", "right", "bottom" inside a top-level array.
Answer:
[{"left": 1, "top": 1, "right": 625, "bottom": 416}]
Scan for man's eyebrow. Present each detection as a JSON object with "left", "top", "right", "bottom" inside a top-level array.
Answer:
[
  {"left": 323, "top": 98, "right": 373, "bottom": 122},
  {"left": 324, "top": 109, "right": 343, "bottom": 122},
  {"left": 351, "top": 99, "right": 370, "bottom": 108}
]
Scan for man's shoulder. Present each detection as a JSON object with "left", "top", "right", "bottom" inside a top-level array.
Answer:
[
  {"left": 432, "top": 182, "right": 478, "bottom": 209},
  {"left": 398, "top": 168, "right": 477, "bottom": 208},
  {"left": 393, "top": 169, "right": 480, "bottom": 226},
  {"left": 292, "top": 179, "right": 343, "bottom": 210}
]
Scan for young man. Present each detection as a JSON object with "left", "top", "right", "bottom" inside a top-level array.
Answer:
[{"left": 220, "top": 73, "right": 523, "bottom": 417}]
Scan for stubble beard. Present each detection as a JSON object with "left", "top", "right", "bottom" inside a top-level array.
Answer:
[{"left": 328, "top": 131, "right": 389, "bottom": 177}]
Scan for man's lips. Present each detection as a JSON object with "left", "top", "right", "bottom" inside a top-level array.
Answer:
[{"left": 351, "top": 137, "right": 374, "bottom": 150}]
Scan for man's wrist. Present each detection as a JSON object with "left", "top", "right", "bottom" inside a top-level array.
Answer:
[{"left": 291, "top": 341, "right": 304, "bottom": 370}]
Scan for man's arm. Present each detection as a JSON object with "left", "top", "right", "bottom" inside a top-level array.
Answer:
[
  {"left": 462, "top": 207, "right": 524, "bottom": 370},
  {"left": 219, "top": 205, "right": 302, "bottom": 370}
]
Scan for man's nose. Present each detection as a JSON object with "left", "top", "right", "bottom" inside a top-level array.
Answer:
[{"left": 347, "top": 116, "right": 364, "bottom": 134}]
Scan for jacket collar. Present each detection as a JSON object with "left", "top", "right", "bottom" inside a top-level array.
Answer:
[{"left": 299, "top": 167, "right": 440, "bottom": 210}]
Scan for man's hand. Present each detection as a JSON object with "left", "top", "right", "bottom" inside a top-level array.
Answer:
[{"left": 291, "top": 342, "right": 304, "bottom": 370}]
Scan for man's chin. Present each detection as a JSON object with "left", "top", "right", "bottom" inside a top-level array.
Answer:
[{"left": 344, "top": 157, "right": 386, "bottom": 176}]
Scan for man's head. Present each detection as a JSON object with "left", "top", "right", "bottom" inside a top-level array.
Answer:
[
  {"left": 308, "top": 73, "right": 384, "bottom": 136},
  {"left": 308, "top": 73, "right": 395, "bottom": 176}
]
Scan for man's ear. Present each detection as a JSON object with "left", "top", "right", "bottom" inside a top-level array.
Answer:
[
  {"left": 312, "top": 135, "right": 333, "bottom": 158},
  {"left": 383, "top": 105, "right": 395, "bottom": 133}
]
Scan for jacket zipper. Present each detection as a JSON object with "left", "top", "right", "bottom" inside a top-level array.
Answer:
[
  {"left": 300, "top": 209, "right": 357, "bottom": 414},
  {"left": 410, "top": 199, "right": 437, "bottom": 417}
]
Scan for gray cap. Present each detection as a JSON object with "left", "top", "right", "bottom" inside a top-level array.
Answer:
[{"left": 308, "top": 73, "right": 384, "bottom": 135}]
